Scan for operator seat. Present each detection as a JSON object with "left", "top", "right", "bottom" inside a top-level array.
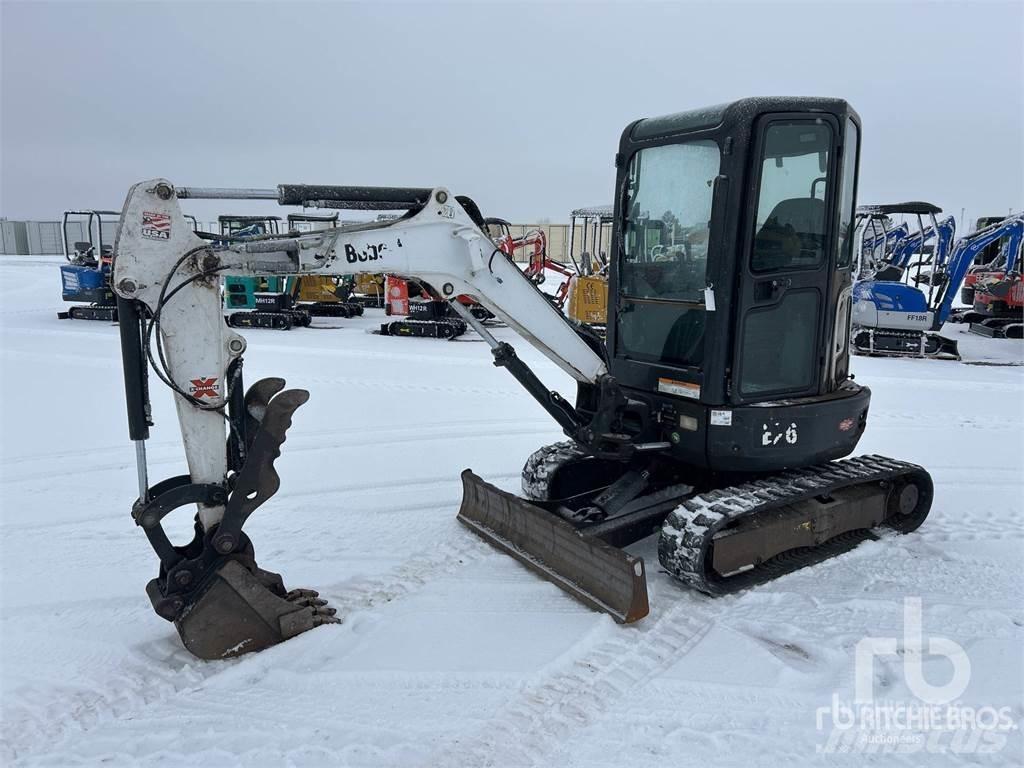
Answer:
[
  {"left": 753, "top": 197, "right": 826, "bottom": 271},
  {"left": 72, "top": 242, "right": 97, "bottom": 265},
  {"left": 875, "top": 264, "right": 904, "bottom": 281}
]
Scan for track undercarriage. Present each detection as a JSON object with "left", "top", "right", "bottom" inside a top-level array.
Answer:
[
  {"left": 299, "top": 300, "right": 365, "bottom": 318},
  {"left": 226, "top": 308, "right": 312, "bottom": 331},
  {"left": 458, "top": 442, "right": 933, "bottom": 622},
  {"left": 378, "top": 317, "right": 468, "bottom": 339},
  {"left": 57, "top": 303, "right": 119, "bottom": 321},
  {"left": 852, "top": 325, "right": 959, "bottom": 360}
]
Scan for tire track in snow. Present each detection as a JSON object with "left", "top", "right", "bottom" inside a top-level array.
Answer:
[
  {"left": 0, "top": 635, "right": 229, "bottom": 764},
  {"left": 281, "top": 469, "right": 519, "bottom": 502},
  {"left": 0, "top": 468, "right": 520, "bottom": 537},
  {"left": 869, "top": 412, "right": 1020, "bottom": 432},
  {"left": 1, "top": 418, "right": 556, "bottom": 484},
  {"left": 923, "top": 509, "right": 1024, "bottom": 542},
  {"left": 424, "top": 596, "right": 714, "bottom": 768},
  {"left": 302, "top": 372, "right": 521, "bottom": 398},
  {"left": 1, "top": 416, "right": 551, "bottom": 471},
  {"left": 1, "top": 503, "right": 501, "bottom": 764},
  {"left": 317, "top": 523, "right": 497, "bottom": 618}
]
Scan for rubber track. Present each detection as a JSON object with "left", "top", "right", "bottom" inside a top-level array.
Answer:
[
  {"left": 380, "top": 318, "right": 467, "bottom": 339},
  {"left": 227, "top": 311, "right": 294, "bottom": 330},
  {"left": 659, "top": 454, "right": 932, "bottom": 596},
  {"left": 520, "top": 440, "right": 586, "bottom": 501},
  {"left": 852, "top": 327, "right": 957, "bottom": 359}
]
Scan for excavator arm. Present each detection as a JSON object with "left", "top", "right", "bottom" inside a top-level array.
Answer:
[{"left": 110, "top": 179, "right": 642, "bottom": 659}]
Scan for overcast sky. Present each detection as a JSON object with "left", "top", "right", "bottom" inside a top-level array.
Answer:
[{"left": 2, "top": 1, "right": 1022, "bottom": 226}]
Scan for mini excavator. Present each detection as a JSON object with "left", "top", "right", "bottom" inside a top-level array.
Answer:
[{"left": 111, "top": 98, "right": 933, "bottom": 660}]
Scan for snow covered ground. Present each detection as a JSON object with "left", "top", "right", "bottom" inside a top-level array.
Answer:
[{"left": 1, "top": 256, "right": 1021, "bottom": 767}]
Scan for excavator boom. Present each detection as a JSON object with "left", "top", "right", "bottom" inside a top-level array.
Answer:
[{"left": 112, "top": 179, "right": 649, "bottom": 658}]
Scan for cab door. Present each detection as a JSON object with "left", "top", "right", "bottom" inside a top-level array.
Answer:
[{"left": 732, "top": 115, "right": 840, "bottom": 403}]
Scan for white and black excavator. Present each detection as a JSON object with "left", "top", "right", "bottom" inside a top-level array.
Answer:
[{"left": 110, "top": 97, "right": 934, "bottom": 660}]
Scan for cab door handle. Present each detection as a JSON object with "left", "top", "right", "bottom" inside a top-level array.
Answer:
[{"left": 753, "top": 277, "right": 791, "bottom": 302}]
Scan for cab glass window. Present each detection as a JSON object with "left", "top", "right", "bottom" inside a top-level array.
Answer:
[
  {"left": 751, "top": 121, "right": 833, "bottom": 272},
  {"left": 836, "top": 119, "right": 859, "bottom": 268},
  {"left": 620, "top": 141, "right": 720, "bottom": 302}
]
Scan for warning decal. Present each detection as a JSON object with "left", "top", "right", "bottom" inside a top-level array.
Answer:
[{"left": 657, "top": 377, "right": 700, "bottom": 400}]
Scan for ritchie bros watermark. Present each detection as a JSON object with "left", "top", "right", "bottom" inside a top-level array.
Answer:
[{"left": 815, "top": 597, "right": 1017, "bottom": 754}]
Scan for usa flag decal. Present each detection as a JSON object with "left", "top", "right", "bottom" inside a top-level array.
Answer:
[{"left": 142, "top": 211, "right": 172, "bottom": 240}]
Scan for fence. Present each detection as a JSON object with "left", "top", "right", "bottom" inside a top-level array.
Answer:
[
  {"left": 0, "top": 217, "right": 615, "bottom": 262},
  {"left": 1, "top": 219, "right": 120, "bottom": 256}
]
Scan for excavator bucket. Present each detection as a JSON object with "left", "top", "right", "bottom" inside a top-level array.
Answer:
[
  {"left": 167, "top": 559, "right": 337, "bottom": 661},
  {"left": 457, "top": 470, "right": 649, "bottom": 623}
]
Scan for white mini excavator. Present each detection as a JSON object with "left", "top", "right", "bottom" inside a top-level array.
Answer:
[{"left": 111, "top": 98, "right": 933, "bottom": 660}]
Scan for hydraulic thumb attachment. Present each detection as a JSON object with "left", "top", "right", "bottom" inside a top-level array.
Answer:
[{"left": 130, "top": 375, "right": 338, "bottom": 660}]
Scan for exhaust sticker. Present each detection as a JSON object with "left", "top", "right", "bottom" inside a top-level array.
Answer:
[
  {"left": 657, "top": 377, "right": 700, "bottom": 400},
  {"left": 141, "top": 211, "right": 172, "bottom": 241},
  {"left": 189, "top": 377, "right": 219, "bottom": 398}
]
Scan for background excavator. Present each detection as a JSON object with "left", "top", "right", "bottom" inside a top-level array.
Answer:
[
  {"left": 284, "top": 213, "right": 365, "bottom": 319},
  {"left": 564, "top": 206, "right": 612, "bottom": 326},
  {"left": 954, "top": 213, "right": 1024, "bottom": 339},
  {"left": 219, "top": 214, "right": 364, "bottom": 328},
  {"left": 852, "top": 208, "right": 1024, "bottom": 357},
  {"left": 57, "top": 209, "right": 122, "bottom": 321},
  {"left": 110, "top": 97, "right": 934, "bottom": 661},
  {"left": 377, "top": 217, "right": 543, "bottom": 340},
  {"left": 218, "top": 215, "right": 310, "bottom": 330},
  {"left": 58, "top": 209, "right": 198, "bottom": 321}
]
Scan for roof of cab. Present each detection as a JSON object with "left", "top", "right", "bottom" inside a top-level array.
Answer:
[
  {"left": 571, "top": 205, "right": 614, "bottom": 219},
  {"left": 857, "top": 202, "right": 943, "bottom": 216},
  {"left": 629, "top": 97, "right": 858, "bottom": 142}
]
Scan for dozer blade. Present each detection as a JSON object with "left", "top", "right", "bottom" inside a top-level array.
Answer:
[{"left": 457, "top": 470, "right": 649, "bottom": 623}]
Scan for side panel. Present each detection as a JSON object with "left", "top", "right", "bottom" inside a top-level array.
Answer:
[{"left": 617, "top": 382, "right": 870, "bottom": 471}]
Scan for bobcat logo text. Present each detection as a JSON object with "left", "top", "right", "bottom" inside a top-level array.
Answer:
[{"left": 344, "top": 239, "right": 402, "bottom": 264}]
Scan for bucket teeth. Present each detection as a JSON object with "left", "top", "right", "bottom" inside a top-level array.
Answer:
[{"left": 173, "top": 559, "right": 338, "bottom": 661}]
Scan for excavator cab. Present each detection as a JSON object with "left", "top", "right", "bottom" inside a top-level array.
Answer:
[
  {"left": 464, "top": 99, "right": 925, "bottom": 621},
  {"left": 605, "top": 98, "right": 864, "bottom": 471}
]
